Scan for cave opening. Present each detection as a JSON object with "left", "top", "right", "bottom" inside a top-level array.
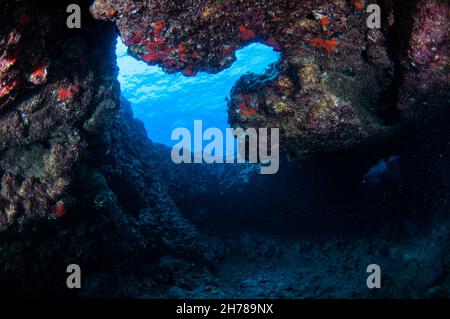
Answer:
[
  {"left": 113, "top": 37, "right": 438, "bottom": 238},
  {"left": 115, "top": 38, "right": 281, "bottom": 149}
]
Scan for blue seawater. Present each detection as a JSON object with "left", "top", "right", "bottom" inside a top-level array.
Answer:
[{"left": 116, "top": 39, "right": 280, "bottom": 151}]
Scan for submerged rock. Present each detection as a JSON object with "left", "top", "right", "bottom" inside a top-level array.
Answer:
[
  {"left": 0, "top": 1, "right": 120, "bottom": 231},
  {"left": 91, "top": 0, "right": 449, "bottom": 156}
]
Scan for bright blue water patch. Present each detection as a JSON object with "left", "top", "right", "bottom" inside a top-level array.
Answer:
[{"left": 116, "top": 39, "right": 280, "bottom": 149}]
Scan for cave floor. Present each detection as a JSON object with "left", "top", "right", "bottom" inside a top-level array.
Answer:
[{"left": 146, "top": 228, "right": 450, "bottom": 299}]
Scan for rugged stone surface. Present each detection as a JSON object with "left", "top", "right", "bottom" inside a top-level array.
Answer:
[
  {"left": 396, "top": 0, "right": 449, "bottom": 122},
  {"left": 91, "top": 0, "right": 448, "bottom": 156},
  {"left": 1, "top": 0, "right": 448, "bottom": 232},
  {"left": 0, "top": 98, "right": 216, "bottom": 296},
  {"left": 0, "top": 0, "right": 120, "bottom": 231}
]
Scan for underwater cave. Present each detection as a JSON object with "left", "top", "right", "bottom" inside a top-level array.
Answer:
[
  {"left": 116, "top": 39, "right": 280, "bottom": 148},
  {"left": 0, "top": 0, "right": 449, "bottom": 301}
]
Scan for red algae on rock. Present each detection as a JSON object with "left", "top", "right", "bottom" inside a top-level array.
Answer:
[
  {"left": 320, "top": 16, "right": 329, "bottom": 27},
  {"left": 310, "top": 37, "right": 338, "bottom": 54},
  {"left": 57, "top": 86, "right": 78, "bottom": 101},
  {"left": 28, "top": 62, "right": 48, "bottom": 85},
  {"left": 239, "top": 26, "right": 256, "bottom": 41},
  {"left": 54, "top": 201, "right": 66, "bottom": 218},
  {"left": 354, "top": 0, "right": 365, "bottom": 10}
]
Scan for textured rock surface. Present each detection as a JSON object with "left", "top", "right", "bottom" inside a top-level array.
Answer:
[
  {"left": 0, "top": 1, "right": 212, "bottom": 296},
  {"left": 91, "top": 0, "right": 448, "bottom": 156},
  {"left": 0, "top": 98, "right": 216, "bottom": 296},
  {"left": 0, "top": 0, "right": 120, "bottom": 230}
]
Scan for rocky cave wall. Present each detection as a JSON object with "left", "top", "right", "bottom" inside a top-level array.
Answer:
[
  {"left": 0, "top": 0, "right": 120, "bottom": 231},
  {"left": 91, "top": 0, "right": 448, "bottom": 156}
]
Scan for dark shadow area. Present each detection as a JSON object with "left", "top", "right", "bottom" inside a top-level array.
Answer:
[{"left": 172, "top": 110, "right": 450, "bottom": 238}]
